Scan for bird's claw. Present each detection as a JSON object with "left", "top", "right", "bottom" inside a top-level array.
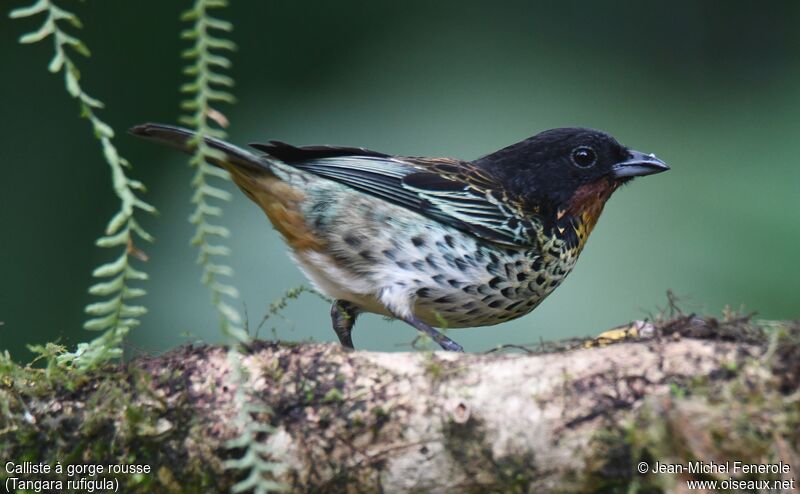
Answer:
[{"left": 438, "top": 338, "right": 464, "bottom": 352}]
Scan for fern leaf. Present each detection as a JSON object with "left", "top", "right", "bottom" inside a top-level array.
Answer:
[
  {"left": 8, "top": 0, "right": 48, "bottom": 18},
  {"left": 85, "top": 296, "right": 124, "bottom": 316},
  {"left": 88, "top": 274, "right": 126, "bottom": 296},
  {"left": 9, "top": 0, "right": 156, "bottom": 369},
  {"left": 19, "top": 18, "right": 54, "bottom": 43},
  {"left": 180, "top": 0, "right": 243, "bottom": 341},
  {"left": 223, "top": 350, "right": 287, "bottom": 493}
]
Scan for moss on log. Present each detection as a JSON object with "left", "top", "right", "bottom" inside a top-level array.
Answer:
[{"left": 1, "top": 315, "right": 798, "bottom": 493}]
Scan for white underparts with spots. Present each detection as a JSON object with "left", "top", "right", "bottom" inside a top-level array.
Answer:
[{"left": 275, "top": 168, "right": 581, "bottom": 329}]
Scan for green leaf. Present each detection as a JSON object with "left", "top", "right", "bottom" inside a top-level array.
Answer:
[
  {"left": 49, "top": 3, "right": 81, "bottom": 28},
  {"left": 64, "top": 64, "right": 81, "bottom": 97},
  {"left": 92, "top": 252, "right": 128, "bottom": 277},
  {"left": 206, "top": 53, "right": 232, "bottom": 69},
  {"left": 79, "top": 92, "right": 104, "bottom": 108},
  {"left": 178, "top": 115, "right": 197, "bottom": 127},
  {"left": 19, "top": 19, "right": 55, "bottom": 43},
  {"left": 9, "top": 0, "right": 49, "bottom": 19},
  {"left": 181, "top": 47, "right": 199, "bottom": 59},
  {"left": 218, "top": 301, "right": 241, "bottom": 323},
  {"left": 48, "top": 49, "right": 65, "bottom": 73},
  {"left": 117, "top": 318, "right": 142, "bottom": 329},
  {"left": 211, "top": 281, "right": 239, "bottom": 298},
  {"left": 208, "top": 72, "right": 235, "bottom": 87},
  {"left": 83, "top": 314, "right": 117, "bottom": 331},
  {"left": 206, "top": 0, "right": 230, "bottom": 9},
  {"left": 67, "top": 38, "right": 91, "bottom": 57},
  {"left": 226, "top": 325, "right": 250, "bottom": 344},
  {"left": 129, "top": 218, "right": 154, "bottom": 243},
  {"left": 195, "top": 183, "right": 232, "bottom": 202},
  {"left": 204, "top": 165, "right": 231, "bottom": 180},
  {"left": 119, "top": 304, "right": 147, "bottom": 318},
  {"left": 199, "top": 144, "right": 227, "bottom": 161},
  {"left": 180, "top": 28, "right": 198, "bottom": 40},
  {"left": 134, "top": 198, "right": 157, "bottom": 214},
  {"left": 206, "top": 36, "right": 236, "bottom": 51},
  {"left": 88, "top": 274, "right": 125, "bottom": 296},
  {"left": 231, "top": 469, "right": 285, "bottom": 494},
  {"left": 190, "top": 224, "right": 230, "bottom": 243},
  {"left": 123, "top": 287, "right": 147, "bottom": 299},
  {"left": 180, "top": 81, "right": 200, "bottom": 94},
  {"left": 206, "top": 17, "right": 233, "bottom": 32},
  {"left": 96, "top": 228, "right": 130, "bottom": 247},
  {"left": 180, "top": 9, "right": 198, "bottom": 22},
  {"left": 201, "top": 243, "right": 230, "bottom": 256},
  {"left": 93, "top": 118, "right": 115, "bottom": 139},
  {"left": 85, "top": 295, "right": 123, "bottom": 316},
  {"left": 204, "top": 127, "right": 228, "bottom": 140},
  {"left": 56, "top": 31, "right": 90, "bottom": 57},
  {"left": 181, "top": 100, "right": 199, "bottom": 111},
  {"left": 126, "top": 265, "right": 149, "bottom": 281},
  {"left": 190, "top": 202, "right": 223, "bottom": 220},
  {"left": 105, "top": 209, "right": 130, "bottom": 235},
  {"left": 127, "top": 178, "right": 146, "bottom": 191},
  {"left": 205, "top": 263, "right": 234, "bottom": 277}
]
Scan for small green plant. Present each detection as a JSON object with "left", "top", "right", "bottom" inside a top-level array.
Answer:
[
  {"left": 180, "top": 0, "right": 245, "bottom": 342},
  {"left": 9, "top": 0, "right": 156, "bottom": 370},
  {"left": 254, "top": 285, "right": 330, "bottom": 339}
]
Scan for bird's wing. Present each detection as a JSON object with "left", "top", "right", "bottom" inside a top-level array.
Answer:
[{"left": 250, "top": 141, "right": 538, "bottom": 246}]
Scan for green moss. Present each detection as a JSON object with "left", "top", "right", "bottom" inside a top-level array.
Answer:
[
  {"left": 0, "top": 347, "right": 233, "bottom": 493},
  {"left": 1, "top": 313, "right": 797, "bottom": 493},
  {"left": 322, "top": 387, "right": 344, "bottom": 403},
  {"left": 566, "top": 317, "right": 800, "bottom": 494},
  {"left": 422, "top": 352, "right": 467, "bottom": 384}
]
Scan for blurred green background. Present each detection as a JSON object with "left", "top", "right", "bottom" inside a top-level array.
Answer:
[{"left": 2, "top": 0, "right": 799, "bottom": 359}]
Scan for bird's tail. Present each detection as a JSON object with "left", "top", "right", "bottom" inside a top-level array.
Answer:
[
  {"left": 129, "top": 123, "right": 269, "bottom": 174},
  {"left": 130, "top": 123, "right": 325, "bottom": 251}
]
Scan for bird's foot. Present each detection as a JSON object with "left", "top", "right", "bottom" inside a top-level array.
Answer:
[
  {"left": 437, "top": 337, "right": 464, "bottom": 352},
  {"left": 401, "top": 314, "right": 464, "bottom": 352},
  {"left": 331, "top": 300, "right": 359, "bottom": 349}
]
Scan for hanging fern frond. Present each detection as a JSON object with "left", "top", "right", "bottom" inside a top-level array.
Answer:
[
  {"left": 224, "top": 351, "right": 287, "bottom": 494},
  {"left": 180, "top": 0, "right": 247, "bottom": 342},
  {"left": 9, "top": 0, "right": 156, "bottom": 370}
]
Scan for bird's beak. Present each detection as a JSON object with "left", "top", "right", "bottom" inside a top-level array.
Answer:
[{"left": 611, "top": 150, "right": 669, "bottom": 179}]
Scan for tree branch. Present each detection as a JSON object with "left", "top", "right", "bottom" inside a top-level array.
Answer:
[{"left": 1, "top": 316, "right": 798, "bottom": 493}]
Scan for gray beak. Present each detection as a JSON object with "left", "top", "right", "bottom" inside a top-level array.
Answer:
[{"left": 611, "top": 150, "right": 670, "bottom": 179}]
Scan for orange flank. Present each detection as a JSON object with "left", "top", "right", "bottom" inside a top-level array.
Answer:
[{"left": 226, "top": 166, "right": 326, "bottom": 252}]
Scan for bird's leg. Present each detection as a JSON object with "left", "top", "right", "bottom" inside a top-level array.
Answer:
[
  {"left": 400, "top": 315, "right": 464, "bottom": 352},
  {"left": 330, "top": 300, "right": 359, "bottom": 349}
]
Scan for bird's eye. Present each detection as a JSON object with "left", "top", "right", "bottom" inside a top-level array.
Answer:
[{"left": 571, "top": 147, "right": 597, "bottom": 168}]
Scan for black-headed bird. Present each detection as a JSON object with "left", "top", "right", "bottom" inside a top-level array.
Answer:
[{"left": 132, "top": 124, "right": 668, "bottom": 352}]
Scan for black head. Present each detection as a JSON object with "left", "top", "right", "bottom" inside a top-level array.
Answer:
[{"left": 475, "top": 127, "right": 668, "bottom": 213}]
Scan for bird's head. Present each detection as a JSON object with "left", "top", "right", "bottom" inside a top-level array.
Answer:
[{"left": 476, "top": 127, "right": 669, "bottom": 247}]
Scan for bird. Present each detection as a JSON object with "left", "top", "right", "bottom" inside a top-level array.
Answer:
[{"left": 131, "top": 124, "right": 668, "bottom": 352}]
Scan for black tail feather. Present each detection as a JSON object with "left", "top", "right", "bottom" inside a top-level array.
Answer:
[{"left": 129, "top": 123, "right": 269, "bottom": 173}]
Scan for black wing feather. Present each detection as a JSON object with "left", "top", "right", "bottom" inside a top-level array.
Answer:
[{"left": 251, "top": 140, "right": 390, "bottom": 163}]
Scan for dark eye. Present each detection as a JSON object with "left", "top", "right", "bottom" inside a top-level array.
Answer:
[{"left": 571, "top": 146, "right": 597, "bottom": 168}]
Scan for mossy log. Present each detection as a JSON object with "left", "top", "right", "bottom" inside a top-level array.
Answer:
[{"left": 1, "top": 315, "right": 798, "bottom": 493}]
